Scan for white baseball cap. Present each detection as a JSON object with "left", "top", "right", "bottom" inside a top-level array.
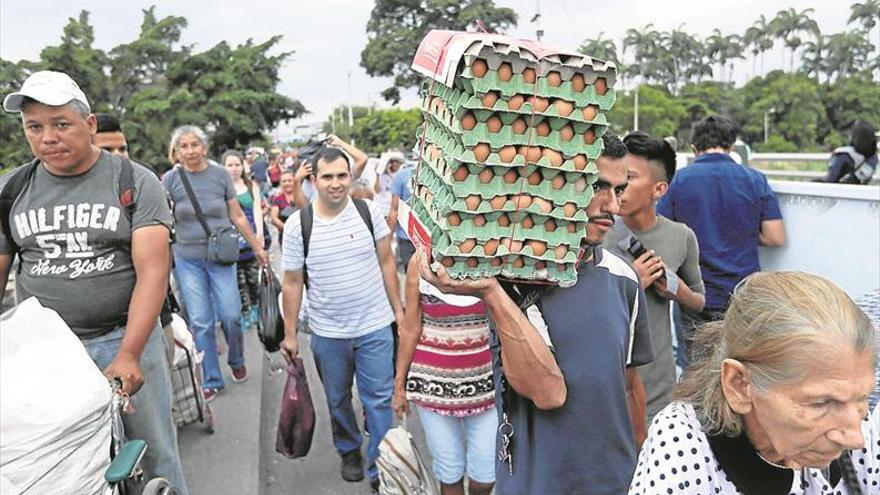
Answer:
[{"left": 3, "top": 70, "right": 91, "bottom": 113}]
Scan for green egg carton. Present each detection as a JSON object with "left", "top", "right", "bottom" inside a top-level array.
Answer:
[
  {"left": 432, "top": 252, "right": 578, "bottom": 287},
  {"left": 423, "top": 82, "right": 611, "bottom": 129},
  {"left": 413, "top": 193, "right": 587, "bottom": 248},
  {"left": 454, "top": 65, "right": 616, "bottom": 111},
  {"left": 415, "top": 159, "right": 590, "bottom": 222},
  {"left": 422, "top": 156, "right": 596, "bottom": 208},
  {"left": 432, "top": 230, "right": 578, "bottom": 264},
  {"left": 423, "top": 108, "right": 605, "bottom": 158},
  {"left": 420, "top": 121, "right": 604, "bottom": 168}
]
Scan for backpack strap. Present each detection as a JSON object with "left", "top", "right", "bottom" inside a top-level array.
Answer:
[
  {"left": 352, "top": 198, "right": 376, "bottom": 249},
  {"left": 0, "top": 159, "right": 41, "bottom": 255},
  {"left": 118, "top": 157, "right": 136, "bottom": 222}
]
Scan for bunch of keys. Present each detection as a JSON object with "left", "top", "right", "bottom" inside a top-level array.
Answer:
[{"left": 497, "top": 412, "right": 514, "bottom": 475}]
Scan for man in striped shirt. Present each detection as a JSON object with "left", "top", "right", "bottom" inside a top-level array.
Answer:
[{"left": 279, "top": 147, "right": 404, "bottom": 493}]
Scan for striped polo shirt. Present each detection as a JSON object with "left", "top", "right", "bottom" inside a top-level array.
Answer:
[{"left": 281, "top": 198, "right": 393, "bottom": 339}]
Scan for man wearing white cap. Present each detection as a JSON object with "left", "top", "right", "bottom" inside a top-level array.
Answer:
[{"left": 0, "top": 71, "right": 189, "bottom": 493}]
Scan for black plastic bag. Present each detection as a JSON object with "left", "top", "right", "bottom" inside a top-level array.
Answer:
[
  {"left": 258, "top": 266, "right": 285, "bottom": 352},
  {"left": 276, "top": 358, "right": 316, "bottom": 458}
]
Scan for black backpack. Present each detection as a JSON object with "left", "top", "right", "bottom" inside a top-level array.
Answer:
[
  {"left": 0, "top": 157, "right": 136, "bottom": 255},
  {"left": 299, "top": 198, "right": 374, "bottom": 289}
]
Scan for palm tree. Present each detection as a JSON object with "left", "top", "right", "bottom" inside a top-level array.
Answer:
[
  {"left": 659, "top": 26, "right": 701, "bottom": 93},
  {"left": 705, "top": 30, "right": 742, "bottom": 82},
  {"left": 771, "top": 8, "right": 821, "bottom": 72},
  {"left": 579, "top": 32, "right": 619, "bottom": 64},
  {"left": 800, "top": 36, "right": 827, "bottom": 81},
  {"left": 849, "top": 0, "right": 880, "bottom": 78},
  {"left": 743, "top": 15, "right": 775, "bottom": 76},
  {"left": 623, "top": 24, "right": 661, "bottom": 83},
  {"left": 825, "top": 29, "right": 875, "bottom": 79}
]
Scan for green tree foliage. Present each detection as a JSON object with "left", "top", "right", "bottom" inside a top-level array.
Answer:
[
  {"left": 1, "top": 8, "right": 305, "bottom": 173},
  {"left": 360, "top": 0, "right": 517, "bottom": 104},
  {"left": 820, "top": 74, "right": 880, "bottom": 144},
  {"left": 740, "top": 72, "right": 825, "bottom": 150},
  {"left": 607, "top": 85, "right": 686, "bottom": 139},
  {"left": 322, "top": 106, "right": 423, "bottom": 154},
  {"left": 578, "top": 32, "right": 619, "bottom": 65}
]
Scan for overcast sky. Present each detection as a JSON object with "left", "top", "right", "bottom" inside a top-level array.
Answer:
[{"left": 0, "top": 0, "right": 852, "bottom": 138}]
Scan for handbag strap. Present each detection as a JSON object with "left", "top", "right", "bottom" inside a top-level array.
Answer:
[{"left": 177, "top": 168, "right": 212, "bottom": 238}]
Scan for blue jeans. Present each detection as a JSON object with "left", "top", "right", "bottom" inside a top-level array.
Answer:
[
  {"left": 173, "top": 256, "right": 244, "bottom": 390},
  {"left": 82, "top": 324, "right": 189, "bottom": 495},
  {"left": 311, "top": 326, "right": 394, "bottom": 480},
  {"left": 415, "top": 406, "right": 497, "bottom": 484}
]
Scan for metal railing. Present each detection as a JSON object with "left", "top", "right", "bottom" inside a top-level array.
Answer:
[{"left": 677, "top": 152, "right": 880, "bottom": 183}]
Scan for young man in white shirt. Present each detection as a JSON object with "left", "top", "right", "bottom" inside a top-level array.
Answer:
[{"left": 280, "top": 147, "right": 404, "bottom": 493}]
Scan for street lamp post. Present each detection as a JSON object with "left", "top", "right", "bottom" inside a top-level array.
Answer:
[{"left": 763, "top": 107, "right": 776, "bottom": 143}]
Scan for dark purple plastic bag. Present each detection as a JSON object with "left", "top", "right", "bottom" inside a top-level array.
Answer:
[{"left": 275, "top": 358, "right": 316, "bottom": 458}]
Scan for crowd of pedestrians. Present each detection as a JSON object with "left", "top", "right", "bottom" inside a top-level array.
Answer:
[{"left": 1, "top": 69, "right": 878, "bottom": 495}]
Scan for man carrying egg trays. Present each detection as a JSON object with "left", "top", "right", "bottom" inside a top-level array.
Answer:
[{"left": 408, "top": 29, "right": 617, "bottom": 287}]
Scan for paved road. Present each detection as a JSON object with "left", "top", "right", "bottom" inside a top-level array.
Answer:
[{"left": 177, "top": 253, "right": 433, "bottom": 495}]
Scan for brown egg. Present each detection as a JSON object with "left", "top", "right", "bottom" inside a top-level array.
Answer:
[
  {"left": 497, "top": 213, "right": 511, "bottom": 227},
  {"left": 541, "top": 148, "right": 564, "bottom": 167},
  {"left": 574, "top": 176, "right": 588, "bottom": 192},
  {"left": 555, "top": 244, "right": 569, "bottom": 260},
  {"left": 544, "top": 218, "right": 557, "bottom": 232},
  {"left": 490, "top": 195, "right": 508, "bottom": 209},
  {"left": 498, "top": 145, "right": 518, "bottom": 163},
  {"left": 559, "top": 124, "right": 574, "bottom": 142},
  {"left": 567, "top": 222, "right": 579, "bottom": 233},
  {"left": 460, "top": 112, "right": 477, "bottom": 130},
  {"left": 503, "top": 168, "right": 519, "bottom": 184},
  {"left": 478, "top": 167, "right": 494, "bottom": 184},
  {"left": 471, "top": 59, "right": 488, "bottom": 78},
  {"left": 486, "top": 115, "right": 503, "bottom": 133},
  {"left": 535, "top": 261, "right": 547, "bottom": 270},
  {"left": 460, "top": 238, "right": 477, "bottom": 254},
  {"left": 536, "top": 121, "right": 551, "bottom": 137},
  {"left": 527, "top": 240, "right": 547, "bottom": 256},
  {"left": 583, "top": 128, "right": 597, "bottom": 145},
  {"left": 563, "top": 202, "right": 577, "bottom": 217},
  {"left": 512, "top": 194, "right": 532, "bottom": 209},
  {"left": 481, "top": 91, "right": 499, "bottom": 108},
  {"left": 453, "top": 165, "right": 470, "bottom": 182},
  {"left": 512, "top": 256, "right": 525, "bottom": 268},
  {"left": 552, "top": 99, "right": 574, "bottom": 117},
  {"left": 519, "top": 146, "right": 542, "bottom": 164},
  {"left": 522, "top": 67, "right": 537, "bottom": 84},
  {"left": 532, "top": 197, "right": 553, "bottom": 214},
  {"left": 473, "top": 214, "right": 487, "bottom": 227},
  {"left": 483, "top": 239, "right": 499, "bottom": 256},
  {"left": 546, "top": 71, "right": 562, "bottom": 87},
  {"left": 582, "top": 104, "right": 599, "bottom": 121},
  {"left": 527, "top": 95, "right": 549, "bottom": 112},
  {"left": 551, "top": 174, "right": 566, "bottom": 190},
  {"left": 511, "top": 117, "right": 527, "bottom": 135},
  {"left": 501, "top": 238, "right": 522, "bottom": 253},
  {"left": 490, "top": 257, "right": 503, "bottom": 267},
  {"left": 572, "top": 154, "right": 588, "bottom": 170},
  {"left": 465, "top": 195, "right": 482, "bottom": 210},
  {"left": 448, "top": 212, "right": 461, "bottom": 226},
  {"left": 507, "top": 94, "right": 525, "bottom": 111},
  {"left": 528, "top": 170, "right": 542, "bottom": 186},
  {"left": 557, "top": 263, "right": 568, "bottom": 272},
  {"left": 571, "top": 73, "right": 586, "bottom": 92},
  {"left": 594, "top": 77, "right": 608, "bottom": 95},
  {"left": 441, "top": 256, "right": 455, "bottom": 267},
  {"left": 497, "top": 62, "right": 513, "bottom": 82},
  {"left": 466, "top": 257, "right": 479, "bottom": 268},
  {"left": 473, "top": 143, "right": 491, "bottom": 163}
]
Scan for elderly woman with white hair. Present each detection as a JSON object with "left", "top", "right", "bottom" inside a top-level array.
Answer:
[
  {"left": 629, "top": 271, "right": 879, "bottom": 495},
  {"left": 162, "top": 125, "right": 268, "bottom": 402}
]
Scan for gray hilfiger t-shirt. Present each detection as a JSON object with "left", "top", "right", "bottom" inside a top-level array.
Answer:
[
  {"left": 161, "top": 165, "right": 236, "bottom": 260},
  {"left": 603, "top": 215, "right": 704, "bottom": 420},
  {"left": 0, "top": 151, "right": 173, "bottom": 337}
]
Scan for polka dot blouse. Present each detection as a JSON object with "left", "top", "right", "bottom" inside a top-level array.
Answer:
[{"left": 629, "top": 402, "right": 880, "bottom": 494}]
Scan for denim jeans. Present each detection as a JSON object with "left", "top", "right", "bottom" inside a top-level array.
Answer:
[
  {"left": 311, "top": 326, "right": 394, "bottom": 480},
  {"left": 415, "top": 406, "right": 497, "bottom": 484},
  {"left": 82, "top": 324, "right": 190, "bottom": 495},
  {"left": 173, "top": 256, "right": 244, "bottom": 390}
]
